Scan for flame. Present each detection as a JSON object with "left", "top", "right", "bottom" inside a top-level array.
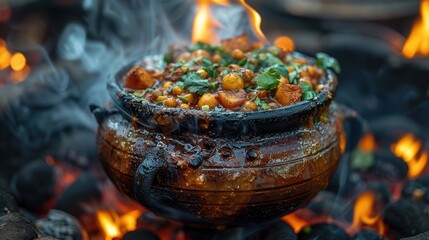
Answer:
[
  {"left": 358, "top": 133, "right": 376, "bottom": 152},
  {"left": 192, "top": 0, "right": 229, "bottom": 44},
  {"left": 237, "top": 0, "right": 268, "bottom": 44},
  {"left": 391, "top": 134, "right": 428, "bottom": 178},
  {"left": 0, "top": 40, "right": 11, "bottom": 70},
  {"left": 97, "top": 209, "right": 142, "bottom": 240},
  {"left": 402, "top": 0, "right": 429, "bottom": 58},
  {"left": 282, "top": 212, "right": 310, "bottom": 233},
  {"left": 192, "top": 0, "right": 268, "bottom": 44},
  {"left": 274, "top": 36, "right": 295, "bottom": 52},
  {"left": 10, "top": 52, "right": 26, "bottom": 71},
  {"left": 350, "top": 191, "right": 385, "bottom": 235}
]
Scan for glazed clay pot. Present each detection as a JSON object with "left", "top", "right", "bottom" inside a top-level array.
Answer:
[{"left": 94, "top": 55, "right": 351, "bottom": 227}]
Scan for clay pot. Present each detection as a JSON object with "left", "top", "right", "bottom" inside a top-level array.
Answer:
[{"left": 93, "top": 55, "right": 352, "bottom": 227}]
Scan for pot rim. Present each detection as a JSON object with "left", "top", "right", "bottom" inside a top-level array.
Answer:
[{"left": 108, "top": 52, "right": 337, "bottom": 122}]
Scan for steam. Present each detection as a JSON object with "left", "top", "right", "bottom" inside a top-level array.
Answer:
[{"left": 0, "top": 0, "right": 262, "bottom": 170}]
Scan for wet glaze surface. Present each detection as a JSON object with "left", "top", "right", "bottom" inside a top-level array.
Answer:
[{"left": 97, "top": 104, "right": 346, "bottom": 227}]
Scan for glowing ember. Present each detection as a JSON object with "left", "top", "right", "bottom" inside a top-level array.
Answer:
[
  {"left": 282, "top": 212, "right": 310, "bottom": 233},
  {"left": 192, "top": 0, "right": 268, "bottom": 44},
  {"left": 274, "top": 36, "right": 295, "bottom": 52},
  {"left": 358, "top": 132, "right": 376, "bottom": 152},
  {"left": 391, "top": 134, "right": 428, "bottom": 178},
  {"left": 402, "top": 0, "right": 429, "bottom": 58},
  {"left": 349, "top": 191, "right": 385, "bottom": 235},
  {"left": 10, "top": 52, "right": 26, "bottom": 71},
  {"left": 0, "top": 44, "right": 11, "bottom": 70},
  {"left": 97, "top": 209, "right": 143, "bottom": 240},
  {"left": 97, "top": 211, "right": 121, "bottom": 240}
]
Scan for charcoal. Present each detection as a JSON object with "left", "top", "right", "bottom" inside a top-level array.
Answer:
[
  {"left": 122, "top": 229, "right": 160, "bottom": 240},
  {"left": 10, "top": 160, "right": 56, "bottom": 213},
  {"left": 353, "top": 230, "right": 385, "bottom": 240},
  {"left": 36, "top": 209, "right": 88, "bottom": 240},
  {"left": 298, "top": 223, "right": 351, "bottom": 240},
  {"left": 0, "top": 212, "right": 39, "bottom": 240},
  {"left": 306, "top": 191, "right": 351, "bottom": 221},
  {"left": 402, "top": 176, "right": 429, "bottom": 202},
  {"left": 401, "top": 230, "right": 429, "bottom": 240},
  {"left": 55, "top": 172, "right": 102, "bottom": 216},
  {"left": 383, "top": 199, "right": 429, "bottom": 237},
  {"left": 35, "top": 238, "right": 60, "bottom": 240},
  {"left": 365, "top": 181, "right": 391, "bottom": 205},
  {"left": 0, "top": 190, "right": 18, "bottom": 217},
  {"left": 368, "top": 150, "right": 408, "bottom": 181},
  {"left": 246, "top": 220, "right": 297, "bottom": 240}
]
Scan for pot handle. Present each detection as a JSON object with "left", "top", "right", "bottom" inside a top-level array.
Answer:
[
  {"left": 134, "top": 153, "right": 176, "bottom": 216},
  {"left": 90, "top": 104, "right": 119, "bottom": 125},
  {"left": 335, "top": 103, "right": 365, "bottom": 151}
]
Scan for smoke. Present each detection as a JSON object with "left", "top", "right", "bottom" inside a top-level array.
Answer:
[{"left": 0, "top": 0, "right": 260, "bottom": 176}]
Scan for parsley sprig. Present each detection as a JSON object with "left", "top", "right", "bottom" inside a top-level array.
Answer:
[
  {"left": 315, "top": 53, "right": 341, "bottom": 74},
  {"left": 255, "top": 68, "right": 281, "bottom": 90},
  {"left": 182, "top": 72, "right": 217, "bottom": 95}
]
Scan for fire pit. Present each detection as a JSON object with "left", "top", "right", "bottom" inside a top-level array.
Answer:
[{"left": 1, "top": 0, "right": 429, "bottom": 239}]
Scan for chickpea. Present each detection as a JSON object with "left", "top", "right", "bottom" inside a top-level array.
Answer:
[
  {"left": 228, "top": 64, "right": 240, "bottom": 70},
  {"left": 181, "top": 65, "right": 188, "bottom": 74},
  {"left": 156, "top": 96, "right": 167, "bottom": 102},
  {"left": 232, "top": 49, "right": 244, "bottom": 60},
  {"left": 307, "top": 66, "right": 315, "bottom": 77},
  {"left": 182, "top": 93, "right": 195, "bottom": 103},
  {"left": 268, "top": 102, "right": 278, "bottom": 108},
  {"left": 287, "top": 66, "right": 295, "bottom": 72},
  {"left": 163, "top": 81, "right": 174, "bottom": 89},
  {"left": 240, "top": 68, "right": 254, "bottom": 82},
  {"left": 279, "top": 77, "right": 289, "bottom": 84},
  {"left": 244, "top": 101, "right": 258, "bottom": 111},
  {"left": 212, "top": 54, "right": 221, "bottom": 63},
  {"left": 191, "top": 49, "right": 210, "bottom": 60},
  {"left": 197, "top": 93, "right": 218, "bottom": 109},
  {"left": 222, "top": 73, "right": 244, "bottom": 90},
  {"left": 178, "top": 52, "right": 191, "bottom": 62},
  {"left": 164, "top": 98, "right": 177, "bottom": 107},
  {"left": 180, "top": 103, "right": 190, "bottom": 109},
  {"left": 197, "top": 69, "right": 208, "bottom": 79},
  {"left": 152, "top": 89, "right": 163, "bottom": 98},
  {"left": 172, "top": 86, "right": 184, "bottom": 96}
]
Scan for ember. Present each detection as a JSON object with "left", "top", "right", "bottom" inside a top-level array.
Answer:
[{"left": 402, "top": 0, "right": 429, "bottom": 58}]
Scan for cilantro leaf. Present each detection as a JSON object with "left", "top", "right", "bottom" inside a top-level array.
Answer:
[
  {"left": 255, "top": 68, "right": 281, "bottom": 90},
  {"left": 189, "top": 42, "right": 224, "bottom": 53},
  {"left": 182, "top": 72, "right": 216, "bottom": 95},
  {"left": 260, "top": 53, "right": 283, "bottom": 68},
  {"left": 254, "top": 97, "right": 270, "bottom": 110},
  {"left": 315, "top": 53, "right": 341, "bottom": 74}
]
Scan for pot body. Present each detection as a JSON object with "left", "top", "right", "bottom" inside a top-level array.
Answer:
[{"left": 96, "top": 104, "right": 347, "bottom": 227}]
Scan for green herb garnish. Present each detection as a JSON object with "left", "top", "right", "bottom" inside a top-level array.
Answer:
[
  {"left": 299, "top": 82, "right": 313, "bottom": 92},
  {"left": 178, "top": 96, "right": 190, "bottom": 103},
  {"left": 315, "top": 53, "right": 341, "bottom": 74},
  {"left": 254, "top": 97, "right": 270, "bottom": 110},
  {"left": 302, "top": 91, "right": 317, "bottom": 100},
  {"left": 255, "top": 68, "right": 281, "bottom": 90},
  {"left": 182, "top": 72, "right": 217, "bottom": 95},
  {"left": 189, "top": 42, "right": 224, "bottom": 53}
]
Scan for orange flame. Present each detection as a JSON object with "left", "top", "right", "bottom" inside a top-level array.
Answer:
[
  {"left": 97, "top": 209, "right": 142, "bottom": 240},
  {"left": 391, "top": 134, "right": 428, "bottom": 178},
  {"left": 192, "top": 0, "right": 229, "bottom": 44},
  {"left": 402, "top": 0, "right": 429, "bottom": 58},
  {"left": 192, "top": 0, "right": 268, "bottom": 44},
  {"left": 358, "top": 133, "right": 376, "bottom": 152},
  {"left": 237, "top": 0, "right": 268, "bottom": 44},
  {"left": 282, "top": 212, "right": 310, "bottom": 233},
  {"left": 0, "top": 39, "right": 11, "bottom": 70},
  {"left": 274, "top": 36, "right": 295, "bottom": 52},
  {"left": 10, "top": 52, "right": 26, "bottom": 71},
  {"left": 350, "top": 191, "right": 385, "bottom": 235}
]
